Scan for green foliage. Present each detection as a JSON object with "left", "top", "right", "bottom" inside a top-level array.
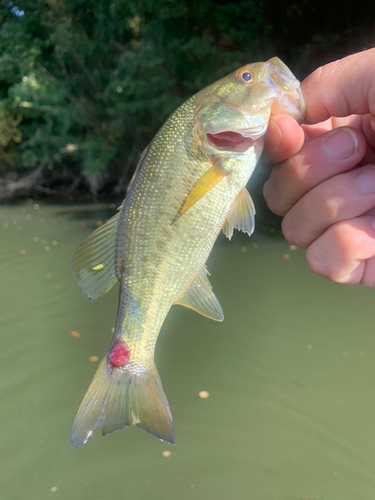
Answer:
[
  {"left": 0, "top": 0, "right": 268, "bottom": 183},
  {"left": 0, "top": 0, "right": 374, "bottom": 190}
]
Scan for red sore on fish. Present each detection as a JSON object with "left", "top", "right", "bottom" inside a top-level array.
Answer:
[{"left": 109, "top": 343, "right": 131, "bottom": 367}]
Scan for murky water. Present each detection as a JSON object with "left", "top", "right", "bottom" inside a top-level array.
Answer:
[{"left": 1, "top": 202, "right": 375, "bottom": 500}]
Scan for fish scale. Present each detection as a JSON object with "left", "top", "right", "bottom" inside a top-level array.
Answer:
[{"left": 70, "top": 57, "right": 305, "bottom": 448}]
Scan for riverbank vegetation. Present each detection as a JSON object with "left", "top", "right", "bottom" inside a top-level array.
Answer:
[{"left": 0, "top": 0, "right": 374, "bottom": 200}]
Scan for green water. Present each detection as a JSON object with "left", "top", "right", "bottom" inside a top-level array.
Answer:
[{"left": 1, "top": 202, "right": 375, "bottom": 500}]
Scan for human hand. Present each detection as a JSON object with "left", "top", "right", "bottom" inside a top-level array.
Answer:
[{"left": 263, "top": 48, "right": 375, "bottom": 287}]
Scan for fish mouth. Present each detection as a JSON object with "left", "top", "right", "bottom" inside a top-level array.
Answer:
[{"left": 206, "top": 131, "right": 255, "bottom": 153}]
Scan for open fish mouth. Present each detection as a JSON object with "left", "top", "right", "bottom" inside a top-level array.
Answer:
[{"left": 206, "top": 131, "right": 255, "bottom": 153}]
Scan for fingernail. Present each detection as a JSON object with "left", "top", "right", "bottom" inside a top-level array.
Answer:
[
  {"left": 268, "top": 119, "right": 284, "bottom": 148},
  {"left": 323, "top": 128, "right": 358, "bottom": 160},
  {"left": 356, "top": 166, "right": 375, "bottom": 193}
]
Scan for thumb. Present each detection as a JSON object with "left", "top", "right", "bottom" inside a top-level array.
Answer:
[
  {"left": 302, "top": 48, "right": 375, "bottom": 124},
  {"left": 263, "top": 114, "right": 305, "bottom": 163}
]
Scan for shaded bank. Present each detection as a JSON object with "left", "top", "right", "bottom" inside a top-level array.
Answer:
[{"left": 0, "top": 0, "right": 375, "bottom": 201}]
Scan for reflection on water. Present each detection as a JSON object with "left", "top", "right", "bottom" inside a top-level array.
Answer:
[{"left": 1, "top": 202, "right": 375, "bottom": 499}]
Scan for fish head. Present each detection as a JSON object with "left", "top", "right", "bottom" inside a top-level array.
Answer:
[{"left": 197, "top": 57, "right": 305, "bottom": 154}]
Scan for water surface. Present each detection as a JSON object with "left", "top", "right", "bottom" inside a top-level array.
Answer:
[{"left": 0, "top": 202, "right": 374, "bottom": 500}]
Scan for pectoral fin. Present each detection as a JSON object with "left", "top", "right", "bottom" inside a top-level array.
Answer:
[
  {"left": 174, "top": 267, "right": 224, "bottom": 321},
  {"left": 72, "top": 208, "right": 122, "bottom": 302},
  {"left": 181, "top": 163, "right": 228, "bottom": 214},
  {"left": 223, "top": 188, "right": 255, "bottom": 240}
]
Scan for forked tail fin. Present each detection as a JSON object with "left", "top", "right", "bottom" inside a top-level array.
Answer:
[{"left": 70, "top": 356, "right": 174, "bottom": 448}]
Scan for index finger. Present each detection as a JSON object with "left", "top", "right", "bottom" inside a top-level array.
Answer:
[{"left": 302, "top": 48, "right": 375, "bottom": 123}]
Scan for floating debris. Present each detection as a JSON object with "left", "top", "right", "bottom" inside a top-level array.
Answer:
[
  {"left": 44, "top": 246, "right": 50, "bottom": 252},
  {"left": 70, "top": 331, "right": 81, "bottom": 339},
  {"left": 33, "top": 204, "right": 40, "bottom": 210},
  {"left": 240, "top": 247, "right": 247, "bottom": 253},
  {"left": 80, "top": 222, "right": 86, "bottom": 227},
  {"left": 26, "top": 214, "right": 31, "bottom": 220},
  {"left": 162, "top": 450, "right": 171, "bottom": 458},
  {"left": 342, "top": 352, "right": 348, "bottom": 357},
  {"left": 96, "top": 220, "right": 103, "bottom": 227},
  {"left": 46, "top": 273, "right": 52, "bottom": 279},
  {"left": 20, "top": 249, "right": 26, "bottom": 255},
  {"left": 11, "top": 219, "right": 17, "bottom": 225},
  {"left": 307, "top": 344, "right": 313, "bottom": 350},
  {"left": 252, "top": 242, "right": 258, "bottom": 248},
  {"left": 3, "top": 222, "right": 9, "bottom": 228},
  {"left": 32, "top": 236, "right": 39, "bottom": 242},
  {"left": 360, "top": 351, "right": 365, "bottom": 356},
  {"left": 199, "top": 391, "right": 210, "bottom": 399},
  {"left": 289, "top": 244, "right": 297, "bottom": 251},
  {"left": 88, "top": 356, "right": 98, "bottom": 363},
  {"left": 51, "top": 240, "right": 58, "bottom": 246},
  {"left": 282, "top": 254, "right": 290, "bottom": 260},
  {"left": 50, "top": 487, "right": 58, "bottom": 493}
]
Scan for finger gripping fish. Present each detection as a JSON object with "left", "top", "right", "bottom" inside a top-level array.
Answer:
[{"left": 70, "top": 57, "right": 305, "bottom": 448}]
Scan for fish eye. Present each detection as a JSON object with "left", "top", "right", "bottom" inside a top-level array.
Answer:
[{"left": 235, "top": 69, "right": 255, "bottom": 84}]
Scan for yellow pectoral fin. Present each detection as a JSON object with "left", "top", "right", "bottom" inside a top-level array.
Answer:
[{"left": 181, "top": 163, "right": 228, "bottom": 215}]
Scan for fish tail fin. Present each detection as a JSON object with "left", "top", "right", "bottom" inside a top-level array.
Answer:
[{"left": 70, "top": 356, "right": 174, "bottom": 448}]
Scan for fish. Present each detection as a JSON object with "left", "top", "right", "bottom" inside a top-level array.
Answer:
[{"left": 70, "top": 57, "right": 305, "bottom": 448}]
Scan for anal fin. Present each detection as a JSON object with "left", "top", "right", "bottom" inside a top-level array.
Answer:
[
  {"left": 223, "top": 188, "right": 255, "bottom": 240},
  {"left": 174, "top": 267, "right": 224, "bottom": 321}
]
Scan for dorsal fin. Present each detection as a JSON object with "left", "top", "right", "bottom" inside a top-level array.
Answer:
[
  {"left": 174, "top": 267, "right": 224, "bottom": 321},
  {"left": 223, "top": 188, "right": 255, "bottom": 240},
  {"left": 72, "top": 209, "right": 122, "bottom": 302}
]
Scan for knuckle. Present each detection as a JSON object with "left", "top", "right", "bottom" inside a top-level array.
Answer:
[
  {"left": 321, "top": 197, "right": 340, "bottom": 220},
  {"left": 317, "top": 183, "right": 345, "bottom": 221},
  {"left": 305, "top": 245, "right": 329, "bottom": 278},
  {"left": 330, "top": 221, "right": 352, "bottom": 249},
  {"left": 282, "top": 153, "right": 300, "bottom": 179},
  {"left": 281, "top": 214, "right": 303, "bottom": 246},
  {"left": 263, "top": 181, "right": 289, "bottom": 216}
]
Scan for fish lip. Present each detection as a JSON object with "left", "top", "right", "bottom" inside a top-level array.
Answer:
[{"left": 206, "top": 130, "right": 255, "bottom": 152}]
